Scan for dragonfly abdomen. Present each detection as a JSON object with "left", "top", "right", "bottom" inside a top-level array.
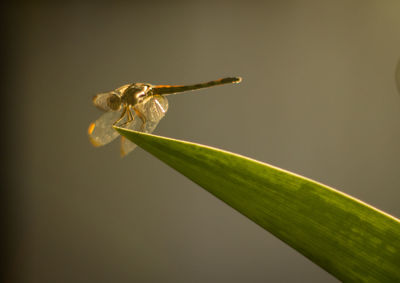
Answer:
[{"left": 152, "top": 77, "right": 242, "bottom": 95}]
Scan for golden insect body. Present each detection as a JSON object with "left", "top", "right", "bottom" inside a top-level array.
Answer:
[{"left": 88, "top": 77, "right": 242, "bottom": 156}]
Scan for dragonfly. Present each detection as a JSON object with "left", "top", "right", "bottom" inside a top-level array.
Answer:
[{"left": 88, "top": 77, "right": 242, "bottom": 156}]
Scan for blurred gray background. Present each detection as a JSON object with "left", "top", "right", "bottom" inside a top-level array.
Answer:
[{"left": 4, "top": 1, "right": 400, "bottom": 282}]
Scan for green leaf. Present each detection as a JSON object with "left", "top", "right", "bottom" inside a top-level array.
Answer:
[{"left": 114, "top": 126, "right": 400, "bottom": 282}]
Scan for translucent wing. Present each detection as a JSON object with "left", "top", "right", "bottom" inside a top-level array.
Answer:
[
  {"left": 88, "top": 109, "right": 123, "bottom": 147},
  {"left": 92, "top": 84, "right": 130, "bottom": 111},
  {"left": 120, "top": 95, "right": 169, "bottom": 156},
  {"left": 92, "top": 92, "right": 115, "bottom": 111}
]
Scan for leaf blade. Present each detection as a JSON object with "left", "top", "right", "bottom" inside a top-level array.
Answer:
[{"left": 114, "top": 126, "right": 400, "bottom": 282}]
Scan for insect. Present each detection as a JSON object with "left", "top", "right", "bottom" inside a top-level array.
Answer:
[{"left": 88, "top": 77, "right": 242, "bottom": 156}]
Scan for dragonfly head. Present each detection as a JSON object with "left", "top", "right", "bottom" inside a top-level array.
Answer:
[
  {"left": 92, "top": 91, "right": 122, "bottom": 111},
  {"left": 107, "top": 93, "right": 121, "bottom": 111}
]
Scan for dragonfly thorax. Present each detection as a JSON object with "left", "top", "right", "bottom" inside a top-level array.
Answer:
[{"left": 121, "top": 83, "right": 153, "bottom": 107}]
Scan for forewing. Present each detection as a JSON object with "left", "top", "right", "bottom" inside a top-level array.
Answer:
[
  {"left": 88, "top": 109, "right": 123, "bottom": 147},
  {"left": 92, "top": 84, "right": 130, "bottom": 111},
  {"left": 92, "top": 92, "right": 115, "bottom": 111},
  {"left": 120, "top": 95, "right": 169, "bottom": 156}
]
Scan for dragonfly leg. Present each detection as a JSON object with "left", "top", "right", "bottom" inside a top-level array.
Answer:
[
  {"left": 113, "top": 106, "right": 127, "bottom": 126},
  {"left": 117, "top": 105, "right": 138, "bottom": 127},
  {"left": 118, "top": 106, "right": 136, "bottom": 128},
  {"left": 127, "top": 106, "right": 134, "bottom": 122},
  {"left": 133, "top": 107, "right": 147, "bottom": 131}
]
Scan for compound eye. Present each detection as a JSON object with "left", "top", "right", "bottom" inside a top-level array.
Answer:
[{"left": 107, "top": 93, "right": 121, "bottom": 110}]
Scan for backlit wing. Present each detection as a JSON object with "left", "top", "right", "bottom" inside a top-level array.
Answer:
[
  {"left": 88, "top": 109, "right": 123, "bottom": 147},
  {"left": 120, "top": 95, "right": 169, "bottom": 156},
  {"left": 92, "top": 92, "right": 116, "bottom": 111},
  {"left": 92, "top": 84, "right": 130, "bottom": 111}
]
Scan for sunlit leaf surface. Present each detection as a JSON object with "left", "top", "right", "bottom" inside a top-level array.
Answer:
[{"left": 115, "top": 127, "right": 400, "bottom": 282}]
